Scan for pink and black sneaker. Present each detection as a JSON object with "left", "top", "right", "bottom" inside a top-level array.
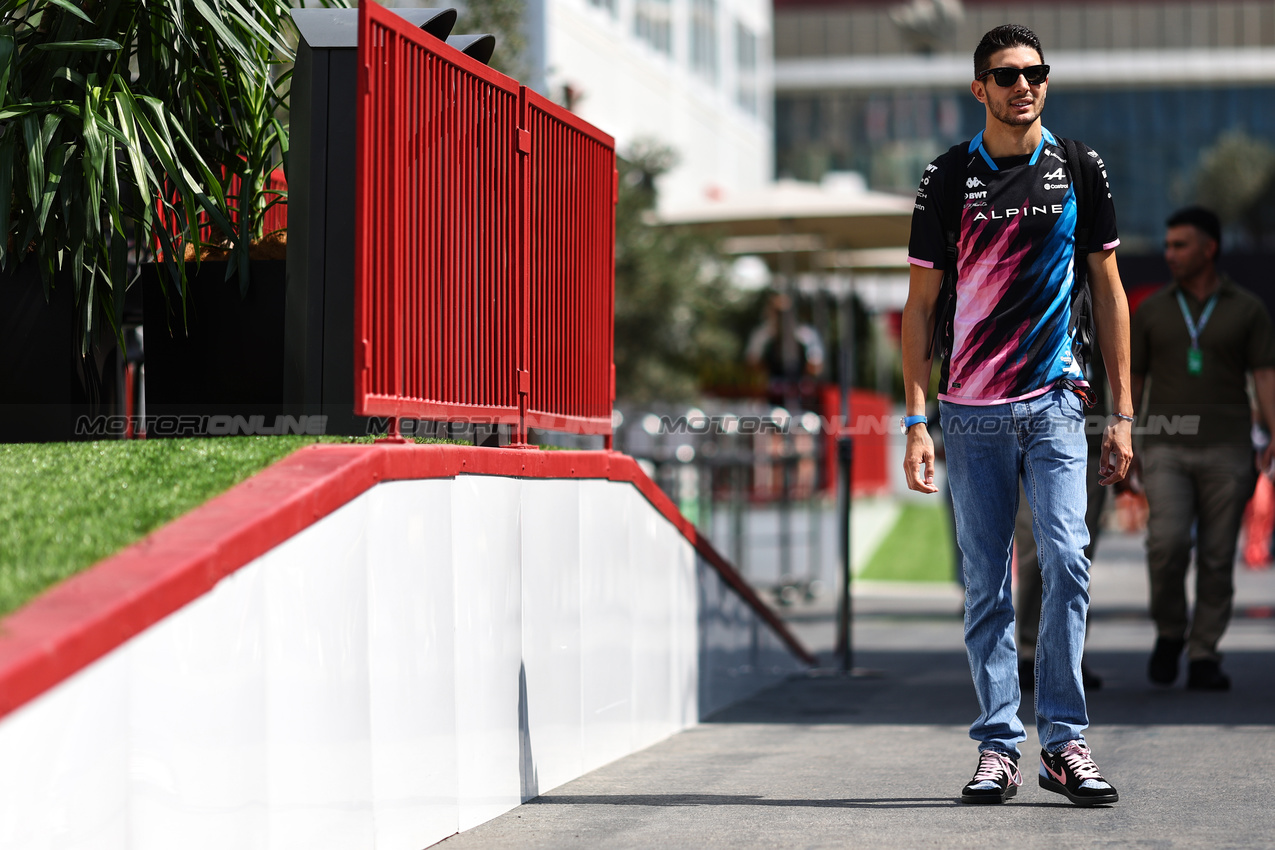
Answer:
[
  {"left": 1039, "top": 741, "right": 1119, "bottom": 806},
  {"left": 961, "top": 749, "right": 1022, "bottom": 804}
]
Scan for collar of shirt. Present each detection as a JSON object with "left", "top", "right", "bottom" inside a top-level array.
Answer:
[{"left": 1166, "top": 272, "right": 1237, "bottom": 306}]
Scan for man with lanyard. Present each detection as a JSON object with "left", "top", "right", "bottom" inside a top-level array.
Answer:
[
  {"left": 901, "top": 24, "right": 1133, "bottom": 806},
  {"left": 1130, "top": 206, "right": 1275, "bottom": 691}
]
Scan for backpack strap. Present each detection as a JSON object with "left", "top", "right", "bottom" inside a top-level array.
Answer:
[
  {"left": 1061, "top": 137, "right": 1100, "bottom": 366},
  {"left": 926, "top": 141, "right": 969, "bottom": 363}
]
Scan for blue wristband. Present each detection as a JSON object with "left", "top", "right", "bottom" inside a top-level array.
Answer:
[{"left": 900, "top": 414, "right": 928, "bottom": 433}]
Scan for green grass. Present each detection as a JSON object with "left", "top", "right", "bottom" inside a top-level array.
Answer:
[
  {"left": 0, "top": 434, "right": 471, "bottom": 618},
  {"left": 0, "top": 437, "right": 331, "bottom": 617},
  {"left": 859, "top": 503, "right": 957, "bottom": 583}
]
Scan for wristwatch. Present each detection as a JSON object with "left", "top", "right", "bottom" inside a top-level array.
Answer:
[{"left": 900, "top": 414, "right": 928, "bottom": 434}]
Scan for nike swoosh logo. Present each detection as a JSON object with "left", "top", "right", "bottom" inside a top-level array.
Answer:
[{"left": 1043, "top": 761, "right": 1067, "bottom": 784}]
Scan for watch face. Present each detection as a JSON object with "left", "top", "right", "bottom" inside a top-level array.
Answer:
[{"left": 899, "top": 417, "right": 908, "bottom": 435}]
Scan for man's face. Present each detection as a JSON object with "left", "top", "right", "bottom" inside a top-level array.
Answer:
[
  {"left": 972, "top": 46, "right": 1047, "bottom": 129},
  {"left": 1164, "top": 224, "right": 1217, "bottom": 282}
]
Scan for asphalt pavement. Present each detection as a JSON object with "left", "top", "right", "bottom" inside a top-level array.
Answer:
[{"left": 439, "top": 528, "right": 1275, "bottom": 849}]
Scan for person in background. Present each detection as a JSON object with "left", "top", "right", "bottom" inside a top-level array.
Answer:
[
  {"left": 1130, "top": 205, "right": 1275, "bottom": 690},
  {"left": 745, "top": 291, "right": 825, "bottom": 396}
]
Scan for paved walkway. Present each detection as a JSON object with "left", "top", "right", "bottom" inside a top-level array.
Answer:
[{"left": 440, "top": 529, "right": 1275, "bottom": 849}]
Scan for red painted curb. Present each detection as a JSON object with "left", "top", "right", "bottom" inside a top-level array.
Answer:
[{"left": 0, "top": 444, "right": 815, "bottom": 720}]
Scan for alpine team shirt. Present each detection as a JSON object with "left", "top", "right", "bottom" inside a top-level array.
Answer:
[{"left": 908, "top": 127, "right": 1119, "bottom": 405}]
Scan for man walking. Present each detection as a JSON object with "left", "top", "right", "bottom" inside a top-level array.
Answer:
[
  {"left": 1131, "top": 206, "right": 1275, "bottom": 690},
  {"left": 901, "top": 24, "right": 1133, "bottom": 806}
]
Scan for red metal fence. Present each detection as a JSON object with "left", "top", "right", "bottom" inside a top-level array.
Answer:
[{"left": 355, "top": 1, "right": 615, "bottom": 443}]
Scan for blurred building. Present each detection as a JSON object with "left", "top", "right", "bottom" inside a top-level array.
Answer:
[
  {"left": 388, "top": 0, "right": 775, "bottom": 212},
  {"left": 774, "top": 0, "right": 1275, "bottom": 252},
  {"left": 526, "top": 0, "right": 776, "bottom": 211}
]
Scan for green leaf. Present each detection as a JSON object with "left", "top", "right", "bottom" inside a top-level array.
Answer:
[
  {"left": 37, "top": 140, "right": 68, "bottom": 231},
  {"left": 272, "top": 116, "right": 289, "bottom": 178},
  {"left": 21, "top": 114, "right": 44, "bottom": 214},
  {"left": 45, "top": 0, "right": 94, "bottom": 24},
  {"left": 35, "top": 39, "right": 124, "bottom": 52},
  {"left": 81, "top": 89, "right": 103, "bottom": 236},
  {"left": 0, "top": 28, "right": 15, "bottom": 107},
  {"left": 186, "top": 0, "right": 251, "bottom": 63},
  {"left": 50, "top": 66, "right": 89, "bottom": 91}
]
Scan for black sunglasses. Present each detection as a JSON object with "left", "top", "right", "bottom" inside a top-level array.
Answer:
[{"left": 977, "top": 64, "right": 1050, "bottom": 87}]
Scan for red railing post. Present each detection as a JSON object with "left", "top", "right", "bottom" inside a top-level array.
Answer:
[{"left": 513, "top": 92, "right": 533, "bottom": 447}]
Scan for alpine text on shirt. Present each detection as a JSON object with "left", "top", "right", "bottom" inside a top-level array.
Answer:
[{"left": 908, "top": 127, "right": 1119, "bottom": 405}]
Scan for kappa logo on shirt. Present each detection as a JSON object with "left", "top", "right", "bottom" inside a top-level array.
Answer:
[{"left": 966, "top": 177, "right": 985, "bottom": 189}]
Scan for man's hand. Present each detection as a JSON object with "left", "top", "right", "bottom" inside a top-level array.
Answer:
[
  {"left": 904, "top": 425, "right": 939, "bottom": 493},
  {"left": 1099, "top": 417, "right": 1134, "bottom": 486},
  {"left": 1115, "top": 453, "right": 1143, "bottom": 494}
]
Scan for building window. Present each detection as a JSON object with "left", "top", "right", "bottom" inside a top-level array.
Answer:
[
  {"left": 690, "top": 0, "right": 718, "bottom": 82},
  {"left": 735, "top": 21, "right": 758, "bottom": 115},
  {"left": 587, "top": 0, "right": 616, "bottom": 17},
  {"left": 634, "top": 0, "right": 672, "bottom": 55}
]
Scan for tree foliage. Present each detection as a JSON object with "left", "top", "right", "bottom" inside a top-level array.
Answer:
[
  {"left": 455, "top": 0, "right": 527, "bottom": 80},
  {"left": 613, "top": 141, "right": 753, "bottom": 404},
  {"left": 1194, "top": 129, "right": 1275, "bottom": 248}
]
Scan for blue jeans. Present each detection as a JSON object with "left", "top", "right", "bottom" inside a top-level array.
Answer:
[{"left": 941, "top": 387, "right": 1091, "bottom": 757}]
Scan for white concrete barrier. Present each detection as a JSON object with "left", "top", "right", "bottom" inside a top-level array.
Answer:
[{"left": 0, "top": 448, "right": 809, "bottom": 849}]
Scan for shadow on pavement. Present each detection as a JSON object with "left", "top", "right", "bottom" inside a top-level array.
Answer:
[
  {"left": 526, "top": 794, "right": 956, "bottom": 809},
  {"left": 707, "top": 648, "right": 1275, "bottom": 726}
]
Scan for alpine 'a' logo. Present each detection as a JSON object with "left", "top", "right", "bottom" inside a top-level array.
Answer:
[
  {"left": 966, "top": 177, "right": 985, "bottom": 189},
  {"left": 1043, "top": 168, "right": 1066, "bottom": 182}
]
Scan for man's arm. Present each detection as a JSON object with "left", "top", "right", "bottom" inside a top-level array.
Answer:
[
  {"left": 1089, "top": 248, "right": 1134, "bottom": 485},
  {"left": 901, "top": 265, "right": 945, "bottom": 493},
  {"left": 1252, "top": 368, "right": 1275, "bottom": 471}
]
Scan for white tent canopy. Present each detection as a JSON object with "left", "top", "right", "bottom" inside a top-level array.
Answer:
[{"left": 657, "top": 177, "right": 915, "bottom": 257}]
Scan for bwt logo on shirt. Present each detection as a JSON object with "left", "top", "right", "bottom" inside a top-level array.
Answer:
[
  {"left": 965, "top": 190, "right": 988, "bottom": 200},
  {"left": 966, "top": 177, "right": 985, "bottom": 189}
]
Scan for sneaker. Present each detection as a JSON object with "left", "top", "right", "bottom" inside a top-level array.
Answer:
[
  {"left": 1148, "top": 637, "right": 1185, "bottom": 685},
  {"left": 1186, "top": 658, "right": 1231, "bottom": 691},
  {"left": 1038, "top": 741, "right": 1119, "bottom": 806},
  {"left": 961, "top": 749, "right": 1022, "bottom": 804}
]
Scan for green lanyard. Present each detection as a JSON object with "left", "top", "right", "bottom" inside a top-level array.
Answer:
[{"left": 1176, "top": 290, "right": 1218, "bottom": 376}]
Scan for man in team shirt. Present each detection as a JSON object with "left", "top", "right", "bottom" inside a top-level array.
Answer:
[
  {"left": 1131, "top": 206, "right": 1275, "bottom": 692},
  {"left": 900, "top": 24, "right": 1134, "bottom": 807}
]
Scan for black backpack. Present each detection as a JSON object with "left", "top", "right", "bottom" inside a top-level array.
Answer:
[{"left": 926, "top": 137, "right": 1099, "bottom": 373}]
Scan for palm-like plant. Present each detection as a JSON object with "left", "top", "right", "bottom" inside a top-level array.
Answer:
[
  {"left": 133, "top": 0, "right": 303, "bottom": 288},
  {"left": 0, "top": 0, "right": 312, "bottom": 354}
]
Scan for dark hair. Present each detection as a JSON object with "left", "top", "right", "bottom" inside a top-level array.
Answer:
[
  {"left": 974, "top": 25, "right": 1044, "bottom": 76},
  {"left": 1167, "top": 205, "right": 1222, "bottom": 255}
]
